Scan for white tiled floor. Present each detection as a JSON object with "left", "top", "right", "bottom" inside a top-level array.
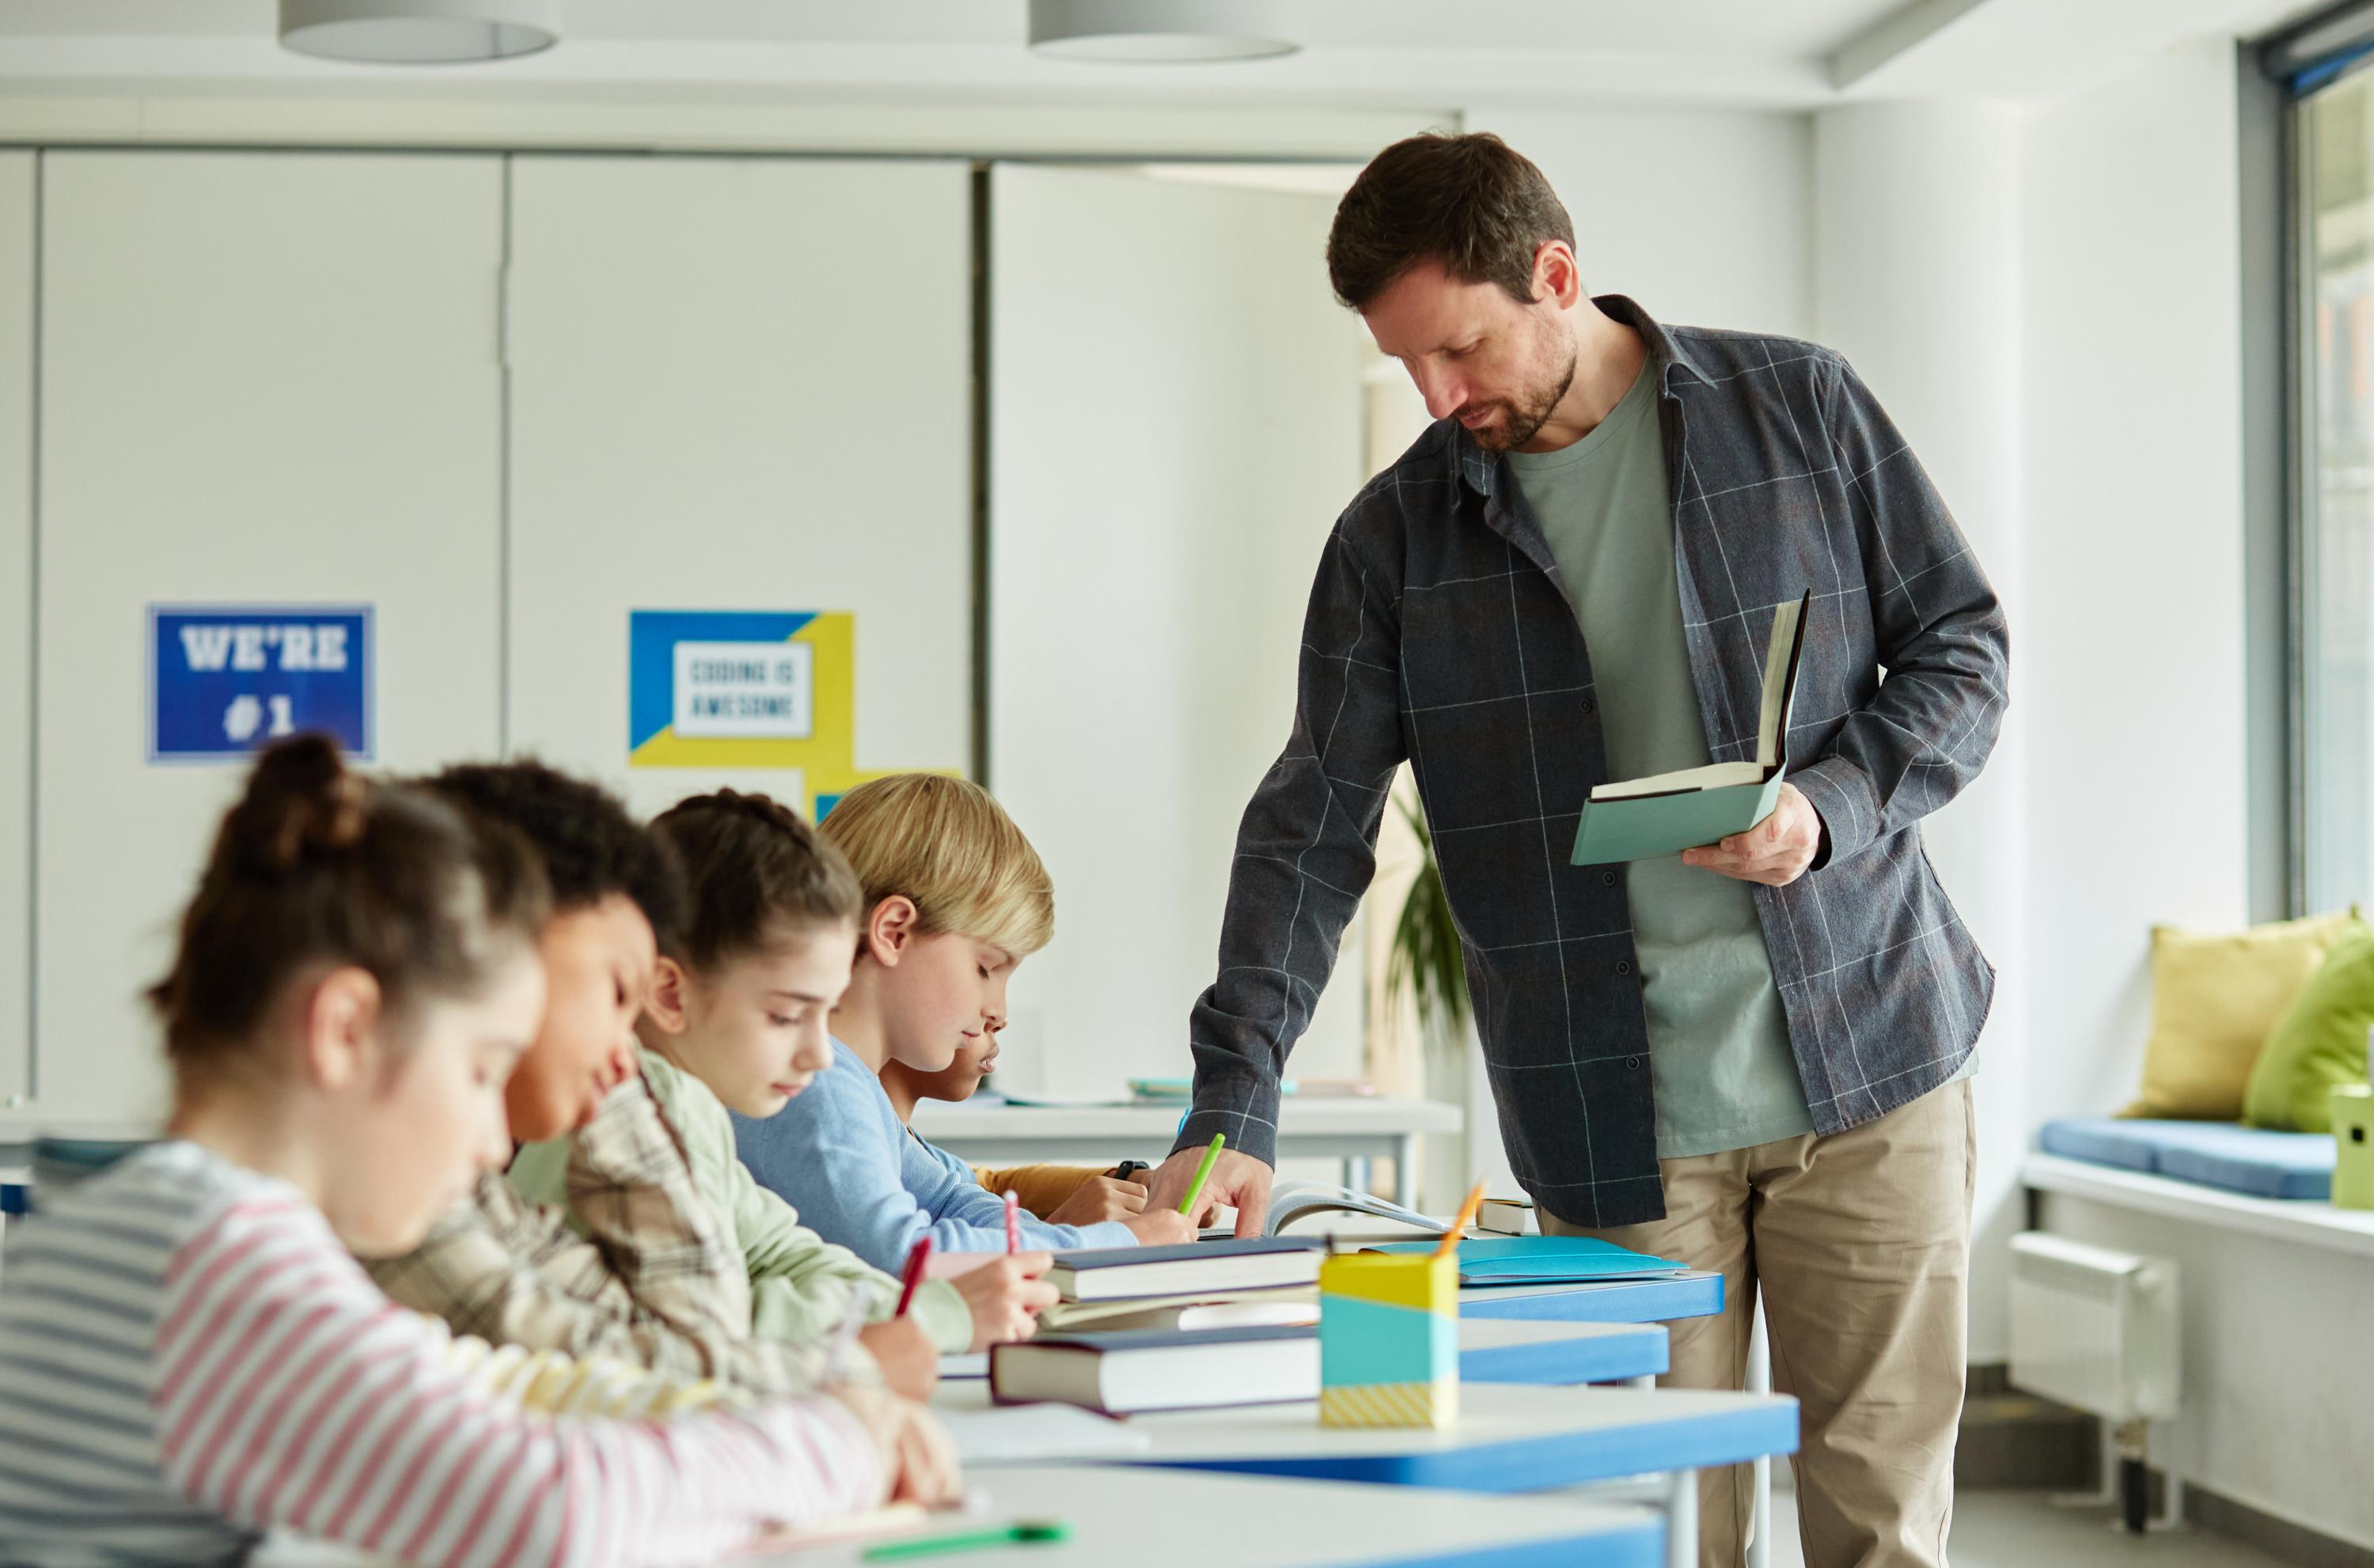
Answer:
[{"left": 1760, "top": 1486, "right": 2292, "bottom": 1567}]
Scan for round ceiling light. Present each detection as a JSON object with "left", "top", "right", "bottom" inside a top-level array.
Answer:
[
  {"left": 279, "top": 0, "right": 560, "bottom": 65},
  {"left": 1028, "top": 0, "right": 1301, "bottom": 63}
]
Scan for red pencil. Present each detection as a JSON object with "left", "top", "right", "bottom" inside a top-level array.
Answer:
[
  {"left": 894, "top": 1236, "right": 933, "bottom": 1317},
  {"left": 1003, "top": 1189, "right": 1022, "bottom": 1255}
]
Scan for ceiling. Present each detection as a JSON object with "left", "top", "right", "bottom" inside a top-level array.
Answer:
[{"left": 0, "top": 0, "right": 2335, "bottom": 112}]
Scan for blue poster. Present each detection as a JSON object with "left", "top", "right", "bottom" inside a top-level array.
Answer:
[{"left": 148, "top": 605, "right": 374, "bottom": 762}]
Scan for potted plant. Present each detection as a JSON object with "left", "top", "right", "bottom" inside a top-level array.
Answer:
[{"left": 1385, "top": 795, "right": 1469, "bottom": 1055}]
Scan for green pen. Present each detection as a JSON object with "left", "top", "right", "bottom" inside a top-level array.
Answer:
[
  {"left": 1178, "top": 1132, "right": 1226, "bottom": 1216},
  {"left": 860, "top": 1521, "right": 1070, "bottom": 1561}
]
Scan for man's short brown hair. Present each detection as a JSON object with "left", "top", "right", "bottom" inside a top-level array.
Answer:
[{"left": 1325, "top": 132, "right": 1576, "bottom": 312}]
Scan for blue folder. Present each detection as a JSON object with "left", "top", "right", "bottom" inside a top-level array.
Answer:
[{"left": 1364, "top": 1236, "right": 1682, "bottom": 1284}]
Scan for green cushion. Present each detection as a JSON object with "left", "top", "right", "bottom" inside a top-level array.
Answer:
[{"left": 2244, "top": 926, "right": 2374, "bottom": 1132}]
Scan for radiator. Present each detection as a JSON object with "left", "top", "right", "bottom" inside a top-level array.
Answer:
[{"left": 2008, "top": 1231, "right": 2180, "bottom": 1422}]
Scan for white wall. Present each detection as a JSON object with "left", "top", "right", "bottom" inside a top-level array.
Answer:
[
  {"left": 2022, "top": 40, "right": 2251, "bottom": 1130},
  {"left": 34, "top": 151, "right": 508, "bottom": 1125},
  {"left": 1814, "top": 100, "right": 2027, "bottom": 1363},
  {"left": 6, "top": 150, "right": 980, "bottom": 1126},
  {"left": 1465, "top": 108, "right": 1815, "bottom": 339},
  {"left": 988, "top": 164, "right": 1371, "bottom": 1098},
  {"left": 2016, "top": 38, "right": 2337, "bottom": 1532},
  {"left": 502, "top": 156, "right": 973, "bottom": 818}
]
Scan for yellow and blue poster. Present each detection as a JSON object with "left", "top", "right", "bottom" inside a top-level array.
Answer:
[{"left": 628, "top": 609, "right": 882, "bottom": 820}]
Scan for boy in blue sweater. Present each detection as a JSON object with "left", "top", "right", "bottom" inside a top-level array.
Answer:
[{"left": 735, "top": 775, "right": 1198, "bottom": 1268}]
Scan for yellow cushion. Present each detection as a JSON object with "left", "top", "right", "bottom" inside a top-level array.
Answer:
[{"left": 2123, "top": 909, "right": 2363, "bottom": 1120}]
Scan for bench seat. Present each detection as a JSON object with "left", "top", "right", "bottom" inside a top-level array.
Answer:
[{"left": 2036, "top": 1116, "right": 2335, "bottom": 1200}]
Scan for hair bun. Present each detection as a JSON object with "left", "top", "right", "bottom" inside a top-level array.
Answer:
[
  {"left": 231, "top": 733, "right": 368, "bottom": 874},
  {"left": 698, "top": 788, "right": 808, "bottom": 832}
]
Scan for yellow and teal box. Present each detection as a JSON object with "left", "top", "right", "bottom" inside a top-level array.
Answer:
[{"left": 1318, "top": 1251, "right": 1458, "bottom": 1429}]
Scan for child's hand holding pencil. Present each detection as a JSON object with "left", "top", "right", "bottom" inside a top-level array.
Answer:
[{"left": 943, "top": 1250, "right": 1056, "bottom": 1351}]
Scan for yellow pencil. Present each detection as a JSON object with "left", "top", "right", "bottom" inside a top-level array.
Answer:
[{"left": 1434, "top": 1181, "right": 1488, "bottom": 1259}]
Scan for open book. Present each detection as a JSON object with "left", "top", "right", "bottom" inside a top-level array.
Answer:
[
  {"left": 1570, "top": 590, "right": 1811, "bottom": 866},
  {"left": 1257, "top": 1180, "right": 1454, "bottom": 1241}
]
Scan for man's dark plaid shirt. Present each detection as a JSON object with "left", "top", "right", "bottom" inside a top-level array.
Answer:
[{"left": 1177, "top": 296, "right": 2006, "bottom": 1228}]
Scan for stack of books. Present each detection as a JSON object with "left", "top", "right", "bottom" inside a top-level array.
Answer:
[
  {"left": 990, "top": 1217, "right": 1678, "bottom": 1417},
  {"left": 993, "top": 1237, "right": 1324, "bottom": 1415}
]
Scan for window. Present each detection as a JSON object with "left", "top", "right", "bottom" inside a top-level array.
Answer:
[{"left": 2298, "top": 57, "right": 2374, "bottom": 909}]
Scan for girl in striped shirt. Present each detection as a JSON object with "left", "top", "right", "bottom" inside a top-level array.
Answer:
[{"left": 0, "top": 735, "right": 954, "bottom": 1567}]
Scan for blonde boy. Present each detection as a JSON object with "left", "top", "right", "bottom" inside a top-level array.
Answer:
[{"left": 735, "top": 775, "right": 1197, "bottom": 1268}]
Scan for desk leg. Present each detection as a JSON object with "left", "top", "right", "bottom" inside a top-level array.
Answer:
[
  {"left": 1344, "top": 1156, "right": 1372, "bottom": 1197},
  {"left": 1394, "top": 1134, "right": 1417, "bottom": 1210},
  {"left": 1748, "top": 1298, "right": 1772, "bottom": 1568},
  {"left": 1666, "top": 1469, "right": 1697, "bottom": 1568}
]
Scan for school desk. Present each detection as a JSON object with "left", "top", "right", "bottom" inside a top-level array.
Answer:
[
  {"left": 1458, "top": 1269, "right": 1723, "bottom": 1325},
  {"left": 935, "top": 1377, "right": 1796, "bottom": 1568},
  {"left": 1459, "top": 1271, "right": 1782, "bottom": 1568},
  {"left": 751, "top": 1464, "right": 1665, "bottom": 1568},
  {"left": 1458, "top": 1317, "right": 1669, "bottom": 1387}
]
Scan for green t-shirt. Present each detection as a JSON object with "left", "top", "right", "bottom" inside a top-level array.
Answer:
[{"left": 1505, "top": 361, "right": 1815, "bottom": 1158}]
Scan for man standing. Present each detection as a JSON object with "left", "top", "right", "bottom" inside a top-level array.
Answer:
[{"left": 1147, "top": 133, "right": 2004, "bottom": 1567}]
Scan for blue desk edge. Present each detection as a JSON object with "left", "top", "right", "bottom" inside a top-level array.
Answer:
[{"left": 1460, "top": 1271, "right": 1723, "bottom": 1325}]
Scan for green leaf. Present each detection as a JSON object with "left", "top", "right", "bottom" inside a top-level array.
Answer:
[{"left": 1385, "top": 793, "right": 1470, "bottom": 1053}]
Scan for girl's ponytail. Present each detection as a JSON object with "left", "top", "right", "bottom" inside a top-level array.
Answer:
[{"left": 149, "top": 734, "right": 548, "bottom": 1075}]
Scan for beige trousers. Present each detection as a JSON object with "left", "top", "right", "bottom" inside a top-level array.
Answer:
[{"left": 1547, "top": 1079, "right": 1974, "bottom": 1568}]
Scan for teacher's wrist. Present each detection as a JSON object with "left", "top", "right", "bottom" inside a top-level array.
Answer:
[{"left": 1170, "top": 1074, "right": 1282, "bottom": 1168}]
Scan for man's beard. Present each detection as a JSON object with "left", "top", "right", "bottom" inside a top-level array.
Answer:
[{"left": 1464, "top": 341, "right": 1579, "bottom": 453}]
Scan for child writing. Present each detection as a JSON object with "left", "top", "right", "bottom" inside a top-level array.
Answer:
[
  {"left": 0, "top": 736, "right": 952, "bottom": 1566},
  {"left": 734, "top": 774, "right": 1199, "bottom": 1271},
  {"left": 880, "top": 1029, "right": 1155, "bottom": 1226},
  {"left": 509, "top": 786, "right": 1054, "bottom": 1389},
  {"left": 366, "top": 760, "right": 886, "bottom": 1399}
]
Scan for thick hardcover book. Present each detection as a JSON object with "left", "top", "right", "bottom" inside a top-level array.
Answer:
[
  {"left": 990, "top": 1324, "right": 1319, "bottom": 1415},
  {"left": 1048, "top": 1237, "right": 1324, "bottom": 1302}
]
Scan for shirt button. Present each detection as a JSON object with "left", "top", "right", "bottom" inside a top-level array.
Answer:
[
  {"left": 1601, "top": 871, "right": 1617, "bottom": 887},
  {"left": 1615, "top": 960, "right": 1633, "bottom": 975},
  {"left": 1625, "top": 1056, "right": 1641, "bottom": 1070},
  {"left": 1581, "top": 695, "right": 1597, "bottom": 715}
]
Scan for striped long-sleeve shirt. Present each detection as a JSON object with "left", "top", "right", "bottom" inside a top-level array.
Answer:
[{"left": 0, "top": 1140, "right": 882, "bottom": 1568}]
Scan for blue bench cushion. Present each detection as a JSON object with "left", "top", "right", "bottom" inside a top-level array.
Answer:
[
  {"left": 2035, "top": 1118, "right": 2161, "bottom": 1172},
  {"left": 2039, "top": 1117, "right": 2335, "bottom": 1200}
]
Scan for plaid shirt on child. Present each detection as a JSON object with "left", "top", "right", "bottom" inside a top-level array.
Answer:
[
  {"left": 367, "top": 1073, "right": 849, "bottom": 1396},
  {"left": 1174, "top": 296, "right": 2008, "bottom": 1229}
]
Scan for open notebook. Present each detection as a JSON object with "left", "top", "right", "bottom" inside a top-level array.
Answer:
[{"left": 1571, "top": 590, "right": 1811, "bottom": 865}]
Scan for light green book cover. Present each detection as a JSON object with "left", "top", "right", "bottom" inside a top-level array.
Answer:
[{"left": 1571, "top": 592, "right": 1811, "bottom": 867}]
